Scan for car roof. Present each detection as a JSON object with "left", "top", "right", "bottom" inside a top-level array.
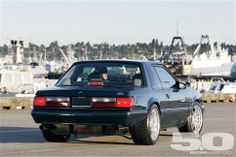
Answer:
[{"left": 73, "top": 59, "right": 163, "bottom": 65}]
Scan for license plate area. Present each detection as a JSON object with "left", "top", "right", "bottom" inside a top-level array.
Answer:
[{"left": 71, "top": 97, "right": 91, "bottom": 109}]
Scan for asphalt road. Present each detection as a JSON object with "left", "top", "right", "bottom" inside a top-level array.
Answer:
[{"left": 0, "top": 103, "right": 235, "bottom": 157}]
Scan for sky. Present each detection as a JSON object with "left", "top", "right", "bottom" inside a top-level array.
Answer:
[{"left": 0, "top": 0, "right": 235, "bottom": 46}]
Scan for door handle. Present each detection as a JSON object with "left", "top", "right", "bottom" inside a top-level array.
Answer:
[{"left": 166, "top": 93, "right": 170, "bottom": 99}]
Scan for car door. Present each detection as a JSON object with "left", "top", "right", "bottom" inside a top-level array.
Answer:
[
  {"left": 145, "top": 63, "right": 166, "bottom": 126},
  {"left": 153, "top": 65, "right": 190, "bottom": 126}
]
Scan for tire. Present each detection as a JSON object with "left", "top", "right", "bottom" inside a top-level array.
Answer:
[
  {"left": 178, "top": 102, "right": 203, "bottom": 134},
  {"left": 42, "top": 130, "right": 70, "bottom": 142},
  {"left": 130, "top": 105, "right": 160, "bottom": 145}
]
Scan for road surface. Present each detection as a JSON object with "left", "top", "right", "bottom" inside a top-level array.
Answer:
[{"left": 0, "top": 103, "right": 235, "bottom": 156}]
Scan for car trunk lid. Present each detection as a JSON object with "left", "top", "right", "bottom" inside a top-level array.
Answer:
[{"left": 36, "top": 86, "right": 132, "bottom": 97}]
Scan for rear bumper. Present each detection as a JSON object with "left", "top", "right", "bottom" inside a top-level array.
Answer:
[{"left": 31, "top": 109, "right": 146, "bottom": 126}]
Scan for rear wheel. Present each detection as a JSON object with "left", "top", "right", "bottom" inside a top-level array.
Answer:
[
  {"left": 178, "top": 103, "right": 203, "bottom": 134},
  {"left": 42, "top": 130, "right": 70, "bottom": 142},
  {"left": 130, "top": 105, "right": 160, "bottom": 145}
]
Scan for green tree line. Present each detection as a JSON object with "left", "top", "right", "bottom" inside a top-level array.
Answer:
[{"left": 0, "top": 39, "right": 235, "bottom": 61}]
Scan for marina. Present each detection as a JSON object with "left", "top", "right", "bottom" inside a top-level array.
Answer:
[
  {"left": 0, "top": 36, "right": 236, "bottom": 112},
  {"left": 0, "top": 35, "right": 236, "bottom": 96}
]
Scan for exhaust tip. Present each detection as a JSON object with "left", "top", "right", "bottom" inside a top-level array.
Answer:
[{"left": 39, "top": 124, "right": 44, "bottom": 130}]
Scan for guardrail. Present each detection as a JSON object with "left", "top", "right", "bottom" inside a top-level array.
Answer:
[
  {"left": 201, "top": 93, "right": 236, "bottom": 103},
  {"left": 0, "top": 97, "right": 33, "bottom": 110}
]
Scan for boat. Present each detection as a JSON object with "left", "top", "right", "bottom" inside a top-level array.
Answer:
[
  {"left": 159, "top": 36, "right": 192, "bottom": 76},
  {"left": 159, "top": 36, "right": 191, "bottom": 64},
  {"left": 0, "top": 63, "right": 48, "bottom": 94},
  {"left": 0, "top": 40, "right": 49, "bottom": 94},
  {"left": 185, "top": 35, "right": 236, "bottom": 78}
]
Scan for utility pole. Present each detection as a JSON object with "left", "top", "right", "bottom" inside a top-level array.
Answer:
[
  {"left": 10, "top": 40, "right": 23, "bottom": 64},
  {"left": 44, "top": 48, "right": 46, "bottom": 66},
  {"left": 152, "top": 39, "right": 158, "bottom": 61},
  {"left": 84, "top": 46, "right": 88, "bottom": 61},
  {"left": 10, "top": 40, "right": 17, "bottom": 64}
]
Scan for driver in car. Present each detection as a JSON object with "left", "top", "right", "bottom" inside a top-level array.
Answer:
[{"left": 88, "top": 66, "right": 108, "bottom": 81}]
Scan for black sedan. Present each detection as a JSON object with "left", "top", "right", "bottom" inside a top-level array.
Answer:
[{"left": 31, "top": 60, "right": 204, "bottom": 145}]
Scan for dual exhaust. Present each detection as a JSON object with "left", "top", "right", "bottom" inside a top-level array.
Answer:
[{"left": 39, "top": 124, "right": 129, "bottom": 135}]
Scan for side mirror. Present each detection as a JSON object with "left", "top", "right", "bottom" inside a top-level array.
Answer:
[{"left": 176, "top": 81, "right": 186, "bottom": 89}]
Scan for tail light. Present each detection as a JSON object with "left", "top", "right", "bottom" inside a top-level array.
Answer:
[
  {"left": 91, "top": 97, "right": 134, "bottom": 108},
  {"left": 33, "top": 96, "right": 70, "bottom": 107},
  {"left": 33, "top": 96, "right": 46, "bottom": 107},
  {"left": 116, "top": 97, "right": 134, "bottom": 108}
]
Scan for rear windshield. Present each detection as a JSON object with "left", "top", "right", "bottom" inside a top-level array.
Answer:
[{"left": 56, "top": 62, "right": 143, "bottom": 86}]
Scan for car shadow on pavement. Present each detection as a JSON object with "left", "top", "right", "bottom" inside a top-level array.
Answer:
[
  {"left": 75, "top": 139, "right": 134, "bottom": 145},
  {"left": 74, "top": 133, "right": 172, "bottom": 145},
  {"left": 0, "top": 126, "right": 45, "bottom": 143},
  {"left": 68, "top": 134, "right": 133, "bottom": 145},
  {"left": 72, "top": 132, "right": 173, "bottom": 145},
  {"left": 0, "top": 126, "right": 173, "bottom": 144}
]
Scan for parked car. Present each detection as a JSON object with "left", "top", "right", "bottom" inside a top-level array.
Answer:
[
  {"left": 207, "top": 82, "right": 236, "bottom": 94},
  {"left": 31, "top": 60, "right": 204, "bottom": 145}
]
